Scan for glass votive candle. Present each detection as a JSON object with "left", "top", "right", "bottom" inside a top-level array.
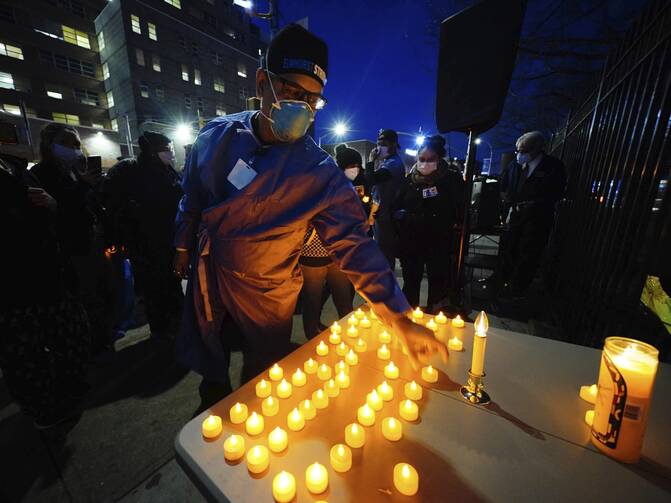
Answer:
[{"left": 262, "top": 395, "right": 279, "bottom": 416}]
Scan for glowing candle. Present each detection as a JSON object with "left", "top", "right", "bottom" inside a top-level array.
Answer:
[
  {"left": 354, "top": 337, "right": 367, "bottom": 353},
  {"left": 272, "top": 471, "right": 296, "bottom": 502},
  {"left": 223, "top": 434, "right": 245, "bottom": 461},
  {"left": 330, "top": 443, "right": 352, "bottom": 473},
  {"left": 304, "top": 357, "right": 318, "bottom": 374},
  {"left": 346, "top": 325, "right": 358, "bottom": 339},
  {"left": 360, "top": 316, "right": 372, "bottom": 329},
  {"left": 452, "top": 315, "right": 465, "bottom": 328},
  {"left": 269, "top": 363, "right": 283, "bottom": 382},
  {"left": 276, "top": 378, "right": 293, "bottom": 399},
  {"left": 201, "top": 415, "right": 222, "bottom": 438},
  {"left": 305, "top": 462, "right": 328, "bottom": 494},
  {"left": 292, "top": 368, "right": 306, "bottom": 387},
  {"left": 435, "top": 311, "right": 448, "bottom": 324},
  {"left": 355, "top": 307, "right": 365, "bottom": 320},
  {"left": 579, "top": 384, "right": 598, "bottom": 404},
  {"left": 324, "top": 378, "right": 340, "bottom": 397},
  {"left": 379, "top": 330, "right": 392, "bottom": 344},
  {"left": 316, "top": 340, "right": 329, "bottom": 356},
  {"left": 377, "top": 343, "right": 391, "bottom": 360},
  {"left": 357, "top": 403, "right": 375, "bottom": 426},
  {"left": 421, "top": 365, "right": 438, "bottom": 383},
  {"left": 382, "top": 417, "right": 403, "bottom": 441},
  {"left": 377, "top": 380, "right": 394, "bottom": 401},
  {"left": 471, "top": 312, "right": 488, "bottom": 376},
  {"left": 256, "top": 379, "right": 271, "bottom": 398},
  {"left": 399, "top": 399, "right": 419, "bottom": 421},
  {"left": 336, "top": 370, "right": 350, "bottom": 389},
  {"left": 412, "top": 307, "right": 424, "bottom": 320},
  {"left": 335, "top": 359, "right": 349, "bottom": 375},
  {"left": 312, "top": 388, "right": 329, "bottom": 409},
  {"left": 262, "top": 395, "right": 279, "bottom": 417},
  {"left": 366, "top": 389, "right": 383, "bottom": 411},
  {"left": 347, "top": 314, "right": 359, "bottom": 326},
  {"left": 345, "top": 349, "right": 359, "bottom": 365},
  {"left": 317, "top": 363, "right": 332, "bottom": 381},
  {"left": 328, "top": 331, "right": 341, "bottom": 345},
  {"left": 425, "top": 318, "right": 438, "bottom": 332},
  {"left": 336, "top": 342, "right": 349, "bottom": 356},
  {"left": 245, "top": 411, "right": 264, "bottom": 436},
  {"left": 300, "top": 399, "right": 316, "bottom": 420},
  {"left": 448, "top": 336, "right": 463, "bottom": 352},
  {"left": 384, "top": 361, "right": 399, "bottom": 379},
  {"left": 393, "top": 463, "right": 419, "bottom": 496},
  {"left": 331, "top": 321, "right": 342, "bottom": 334},
  {"left": 268, "top": 426, "right": 288, "bottom": 453},
  {"left": 404, "top": 380, "right": 423, "bottom": 401},
  {"left": 287, "top": 407, "right": 305, "bottom": 431},
  {"left": 345, "top": 422, "right": 365, "bottom": 448},
  {"left": 585, "top": 409, "right": 594, "bottom": 427},
  {"left": 246, "top": 445, "right": 269, "bottom": 474},
  {"left": 229, "top": 402, "right": 248, "bottom": 424}
]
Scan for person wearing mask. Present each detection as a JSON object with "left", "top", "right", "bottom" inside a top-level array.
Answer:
[
  {"left": 394, "top": 136, "right": 465, "bottom": 311},
  {"left": 172, "top": 24, "right": 446, "bottom": 412},
  {"left": 103, "top": 132, "right": 184, "bottom": 339},
  {"left": 498, "top": 131, "right": 567, "bottom": 298},
  {"left": 366, "top": 129, "right": 406, "bottom": 268}
]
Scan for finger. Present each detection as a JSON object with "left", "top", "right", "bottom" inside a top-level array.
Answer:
[
  {"left": 405, "top": 343, "right": 420, "bottom": 371},
  {"left": 432, "top": 339, "right": 449, "bottom": 362}
]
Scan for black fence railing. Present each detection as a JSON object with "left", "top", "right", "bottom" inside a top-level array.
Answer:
[{"left": 547, "top": 0, "right": 671, "bottom": 350}]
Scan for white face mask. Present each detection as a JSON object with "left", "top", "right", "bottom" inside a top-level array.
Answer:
[
  {"left": 158, "top": 151, "right": 176, "bottom": 169},
  {"left": 416, "top": 161, "right": 437, "bottom": 175},
  {"left": 344, "top": 167, "right": 360, "bottom": 181}
]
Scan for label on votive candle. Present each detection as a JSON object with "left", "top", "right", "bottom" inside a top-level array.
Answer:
[{"left": 592, "top": 353, "right": 628, "bottom": 448}]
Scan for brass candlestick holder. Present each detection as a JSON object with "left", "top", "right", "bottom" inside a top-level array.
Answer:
[{"left": 460, "top": 369, "right": 491, "bottom": 405}]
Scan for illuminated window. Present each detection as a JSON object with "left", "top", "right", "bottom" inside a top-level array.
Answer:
[
  {"left": 92, "top": 123, "right": 104, "bottom": 129},
  {"left": 181, "top": 64, "right": 189, "bottom": 81},
  {"left": 164, "top": 0, "right": 181, "bottom": 9},
  {"left": 102, "top": 62, "right": 110, "bottom": 80},
  {"left": 97, "top": 31, "right": 105, "bottom": 51},
  {"left": 75, "top": 88, "right": 100, "bottom": 106},
  {"left": 107, "top": 91, "right": 114, "bottom": 108},
  {"left": 213, "top": 78, "right": 224, "bottom": 93},
  {"left": 215, "top": 104, "right": 226, "bottom": 116},
  {"left": 52, "top": 112, "right": 80, "bottom": 125},
  {"left": 152, "top": 55, "right": 161, "bottom": 72},
  {"left": 47, "top": 90, "right": 63, "bottom": 99},
  {"left": 2, "top": 104, "right": 21, "bottom": 115},
  {"left": 131, "top": 15, "right": 141, "bottom": 34},
  {"left": 62, "top": 25, "right": 90, "bottom": 49},
  {"left": 136, "top": 48, "right": 145, "bottom": 66},
  {"left": 111, "top": 118, "right": 118, "bottom": 131},
  {"left": 148, "top": 23, "right": 157, "bottom": 41},
  {"left": 194, "top": 69, "right": 201, "bottom": 86},
  {"left": 0, "top": 42, "right": 24, "bottom": 60},
  {"left": 0, "top": 71, "right": 14, "bottom": 90},
  {"left": 237, "top": 63, "right": 247, "bottom": 78},
  {"left": 140, "top": 83, "right": 149, "bottom": 98}
]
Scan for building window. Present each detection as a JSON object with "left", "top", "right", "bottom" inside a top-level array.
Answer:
[
  {"left": 181, "top": 64, "right": 189, "bottom": 81},
  {"left": 164, "top": 0, "right": 181, "bottom": 9},
  {"left": 215, "top": 104, "right": 226, "bottom": 116},
  {"left": 211, "top": 51, "right": 223, "bottom": 66},
  {"left": 75, "top": 88, "right": 100, "bottom": 106},
  {"left": 131, "top": 15, "right": 141, "bottom": 34},
  {"left": 2, "top": 104, "right": 21, "bottom": 115},
  {"left": 40, "top": 50, "right": 95, "bottom": 78},
  {"left": 194, "top": 69, "right": 201, "bottom": 86},
  {"left": 237, "top": 63, "right": 247, "bottom": 78},
  {"left": 136, "top": 48, "right": 145, "bottom": 66},
  {"left": 102, "top": 62, "right": 110, "bottom": 80},
  {"left": 62, "top": 25, "right": 90, "bottom": 49},
  {"left": 178, "top": 36, "right": 186, "bottom": 51},
  {"left": 196, "top": 97, "right": 204, "bottom": 113},
  {"left": 155, "top": 86, "right": 164, "bottom": 102},
  {"left": 47, "top": 90, "right": 63, "bottom": 99},
  {"left": 111, "top": 118, "right": 118, "bottom": 131},
  {"left": 140, "top": 83, "right": 149, "bottom": 98},
  {"left": 91, "top": 123, "right": 104, "bottom": 129},
  {"left": 106, "top": 91, "right": 114, "bottom": 108},
  {"left": 97, "top": 31, "right": 105, "bottom": 52},
  {"left": 52, "top": 113, "right": 80, "bottom": 125},
  {"left": 239, "top": 88, "right": 248, "bottom": 100},
  {"left": 0, "top": 71, "right": 14, "bottom": 90},
  {"left": 213, "top": 78, "right": 225, "bottom": 93},
  {"left": 184, "top": 94, "right": 191, "bottom": 110},
  {"left": 0, "top": 5, "right": 14, "bottom": 24},
  {"left": 152, "top": 55, "right": 161, "bottom": 72},
  {"left": 0, "top": 42, "right": 24, "bottom": 60},
  {"left": 148, "top": 23, "right": 157, "bottom": 41},
  {"left": 191, "top": 42, "right": 199, "bottom": 57}
]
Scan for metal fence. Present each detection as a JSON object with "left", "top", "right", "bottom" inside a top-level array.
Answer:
[{"left": 547, "top": 0, "right": 671, "bottom": 349}]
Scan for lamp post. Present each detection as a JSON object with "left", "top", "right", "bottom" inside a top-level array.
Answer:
[{"left": 475, "top": 137, "right": 494, "bottom": 175}]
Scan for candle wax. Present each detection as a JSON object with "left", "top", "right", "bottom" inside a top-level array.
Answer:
[
  {"left": 223, "top": 434, "right": 245, "bottom": 461},
  {"left": 202, "top": 415, "right": 222, "bottom": 439},
  {"left": 345, "top": 422, "right": 365, "bottom": 448},
  {"left": 246, "top": 445, "right": 269, "bottom": 474},
  {"left": 393, "top": 463, "right": 419, "bottom": 496},
  {"left": 272, "top": 471, "right": 296, "bottom": 503}
]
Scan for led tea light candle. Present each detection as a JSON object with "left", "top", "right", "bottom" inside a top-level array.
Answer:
[
  {"left": 435, "top": 311, "right": 449, "bottom": 340},
  {"left": 336, "top": 370, "right": 350, "bottom": 389},
  {"left": 262, "top": 396, "right": 279, "bottom": 417},
  {"left": 425, "top": 318, "right": 438, "bottom": 332},
  {"left": 345, "top": 423, "right": 365, "bottom": 448},
  {"left": 345, "top": 349, "right": 359, "bottom": 365},
  {"left": 316, "top": 340, "right": 329, "bottom": 356},
  {"left": 269, "top": 363, "right": 283, "bottom": 381},
  {"left": 382, "top": 417, "right": 403, "bottom": 441},
  {"left": 377, "top": 380, "right": 394, "bottom": 401},
  {"left": 305, "top": 462, "right": 328, "bottom": 494},
  {"left": 324, "top": 379, "right": 340, "bottom": 397},
  {"left": 411, "top": 307, "right": 424, "bottom": 321},
  {"left": 287, "top": 407, "right": 305, "bottom": 431},
  {"left": 277, "top": 378, "right": 293, "bottom": 399},
  {"left": 246, "top": 445, "right": 269, "bottom": 474},
  {"left": 312, "top": 388, "right": 329, "bottom": 409},
  {"left": 346, "top": 325, "right": 358, "bottom": 339},
  {"left": 347, "top": 314, "right": 359, "bottom": 326},
  {"left": 360, "top": 316, "right": 372, "bottom": 329},
  {"left": 272, "top": 471, "right": 296, "bottom": 503},
  {"left": 585, "top": 409, "right": 594, "bottom": 427},
  {"left": 399, "top": 399, "right": 419, "bottom": 421},
  {"left": 384, "top": 361, "right": 399, "bottom": 379},
  {"left": 202, "top": 415, "right": 222, "bottom": 439},
  {"left": 355, "top": 307, "right": 365, "bottom": 320},
  {"left": 268, "top": 426, "right": 288, "bottom": 453},
  {"left": 357, "top": 403, "right": 376, "bottom": 426},
  {"left": 229, "top": 402, "right": 248, "bottom": 424},
  {"left": 354, "top": 337, "right": 367, "bottom": 353},
  {"left": 421, "top": 365, "right": 438, "bottom": 383},
  {"left": 336, "top": 342, "right": 349, "bottom": 356},
  {"left": 452, "top": 314, "right": 465, "bottom": 328},
  {"left": 335, "top": 360, "right": 349, "bottom": 375},
  {"left": 300, "top": 399, "right": 316, "bottom": 420},
  {"left": 377, "top": 343, "right": 391, "bottom": 360},
  {"left": 591, "top": 337, "right": 659, "bottom": 463},
  {"left": 223, "top": 434, "right": 245, "bottom": 461},
  {"left": 292, "top": 368, "right": 307, "bottom": 387},
  {"left": 579, "top": 384, "right": 598, "bottom": 404},
  {"left": 366, "top": 389, "right": 383, "bottom": 411},
  {"left": 405, "top": 380, "right": 423, "bottom": 401},
  {"left": 330, "top": 443, "right": 352, "bottom": 473},
  {"left": 317, "top": 363, "right": 332, "bottom": 381},
  {"left": 304, "top": 357, "right": 318, "bottom": 374},
  {"left": 393, "top": 463, "right": 419, "bottom": 496},
  {"left": 328, "top": 331, "right": 341, "bottom": 345},
  {"left": 379, "top": 330, "right": 392, "bottom": 344},
  {"left": 245, "top": 411, "right": 264, "bottom": 436},
  {"left": 448, "top": 336, "right": 464, "bottom": 352},
  {"left": 256, "top": 379, "right": 272, "bottom": 398},
  {"left": 331, "top": 321, "right": 342, "bottom": 334},
  {"left": 435, "top": 311, "right": 448, "bottom": 325}
]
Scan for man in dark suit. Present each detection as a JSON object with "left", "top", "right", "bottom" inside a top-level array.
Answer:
[{"left": 498, "top": 131, "right": 566, "bottom": 297}]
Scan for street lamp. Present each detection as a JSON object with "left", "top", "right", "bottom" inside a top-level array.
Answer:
[
  {"left": 175, "top": 123, "right": 194, "bottom": 144},
  {"left": 475, "top": 137, "right": 494, "bottom": 175},
  {"left": 319, "top": 122, "right": 348, "bottom": 147}
]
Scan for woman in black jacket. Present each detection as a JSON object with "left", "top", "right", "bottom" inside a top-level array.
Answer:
[{"left": 394, "top": 135, "right": 464, "bottom": 312}]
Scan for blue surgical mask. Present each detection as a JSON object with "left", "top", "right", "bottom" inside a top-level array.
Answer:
[
  {"left": 52, "top": 143, "right": 84, "bottom": 164},
  {"left": 262, "top": 72, "right": 314, "bottom": 143},
  {"left": 516, "top": 152, "right": 532, "bottom": 165}
]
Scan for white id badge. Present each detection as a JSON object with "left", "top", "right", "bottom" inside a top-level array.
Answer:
[
  {"left": 422, "top": 186, "right": 439, "bottom": 199},
  {"left": 227, "top": 158, "right": 257, "bottom": 190}
]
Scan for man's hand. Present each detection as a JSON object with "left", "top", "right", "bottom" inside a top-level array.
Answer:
[
  {"left": 391, "top": 315, "right": 448, "bottom": 370},
  {"left": 27, "top": 187, "right": 57, "bottom": 211},
  {"left": 368, "top": 147, "right": 379, "bottom": 163},
  {"left": 173, "top": 249, "right": 190, "bottom": 279}
]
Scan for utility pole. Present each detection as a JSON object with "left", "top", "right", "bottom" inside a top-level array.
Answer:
[{"left": 124, "top": 114, "right": 134, "bottom": 157}]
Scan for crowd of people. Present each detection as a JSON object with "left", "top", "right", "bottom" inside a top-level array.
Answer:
[{"left": 0, "top": 23, "right": 564, "bottom": 428}]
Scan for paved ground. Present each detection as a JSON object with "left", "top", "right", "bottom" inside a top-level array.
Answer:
[{"left": 2, "top": 276, "right": 529, "bottom": 503}]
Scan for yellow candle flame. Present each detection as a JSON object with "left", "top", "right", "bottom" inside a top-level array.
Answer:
[
  {"left": 388, "top": 361, "right": 397, "bottom": 370},
  {"left": 272, "top": 364, "right": 279, "bottom": 371},
  {"left": 338, "top": 371, "right": 346, "bottom": 380},
  {"left": 230, "top": 435, "right": 237, "bottom": 446},
  {"left": 389, "top": 418, "right": 396, "bottom": 428},
  {"left": 381, "top": 381, "right": 390, "bottom": 391},
  {"left": 267, "top": 396, "right": 274, "bottom": 405},
  {"left": 363, "top": 404, "right": 372, "bottom": 416},
  {"left": 303, "top": 400, "right": 312, "bottom": 410},
  {"left": 291, "top": 408, "right": 300, "bottom": 419},
  {"left": 316, "top": 389, "right": 324, "bottom": 398},
  {"left": 427, "top": 365, "right": 434, "bottom": 373},
  {"left": 207, "top": 415, "right": 216, "bottom": 425},
  {"left": 414, "top": 307, "right": 422, "bottom": 315},
  {"left": 402, "top": 464, "right": 410, "bottom": 477},
  {"left": 234, "top": 403, "right": 241, "bottom": 412},
  {"left": 320, "top": 364, "right": 328, "bottom": 372},
  {"left": 337, "top": 445, "right": 344, "bottom": 456},
  {"left": 332, "top": 322, "right": 339, "bottom": 330},
  {"left": 253, "top": 446, "right": 260, "bottom": 456},
  {"left": 278, "top": 471, "right": 290, "bottom": 489},
  {"left": 371, "top": 389, "right": 379, "bottom": 400},
  {"left": 410, "top": 381, "right": 417, "bottom": 390},
  {"left": 404, "top": 400, "right": 412, "bottom": 410},
  {"left": 475, "top": 310, "right": 489, "bottom": 333},
  {"left": 296, "top": 368, "right": 303, "bottom": 377},
  {"left": 352, "top": 424, "right": 359, "bottom": 434}
]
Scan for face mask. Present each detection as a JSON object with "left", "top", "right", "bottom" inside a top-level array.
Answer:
[
  {"left": 158, "top": 151, "right": 176, "bottom": 169},
  {"left": 344, "top": 167, "right": 360, "bottom": 181},
  {"left": 52, "top": 143, "right": 84, "bottom": 167},
  {"left": 377, "top": 146, "right": 389, "bottom": 159},
  {"left": 416, "top": 161, "right": 437, "bottom": 175},
  {"left": 262, "top": 72, "right": 314, "bottom": 143},
  {"left": 516, "top": 152, "right": 533, "bottom": 165}
]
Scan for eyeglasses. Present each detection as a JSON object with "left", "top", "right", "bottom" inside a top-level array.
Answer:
[{"left": 267, "top": 71, "right": 327, "bottom": 110}]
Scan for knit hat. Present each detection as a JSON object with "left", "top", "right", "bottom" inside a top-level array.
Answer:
[
  {"left": 421, "top": 135, "right": 447, "bottom": 158},
  {"left": 138, "top": 131, "right": 171, "bottom": 153},
  {"left": 266, "top": 24, "right": 328, "bottom": 86},
  {"left": 334, "top": 144, "right": 362, "bottom": 170},
  {"left": 378, "top": 129, "right": 400, "bottom": 147}
]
